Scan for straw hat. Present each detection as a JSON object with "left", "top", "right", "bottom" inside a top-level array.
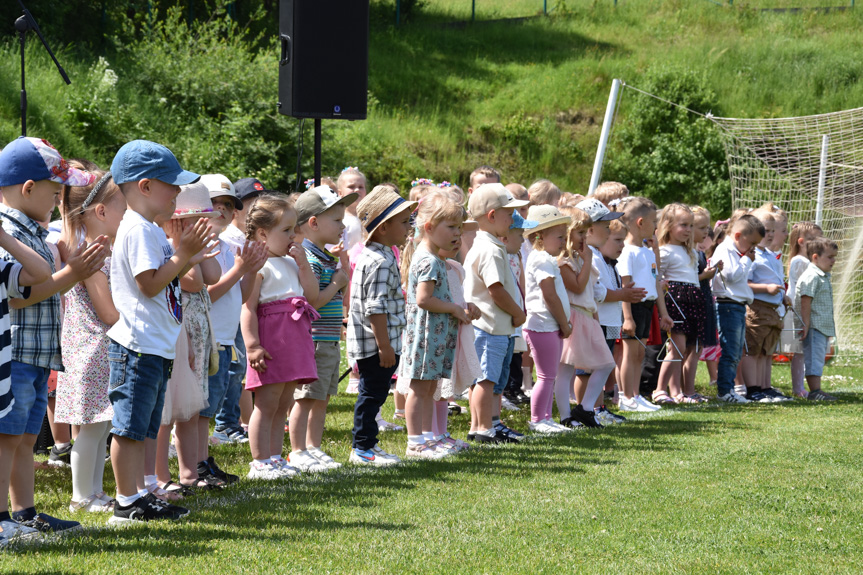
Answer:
[
  {"left": 174, "top": 181, "right": 219, "bottom": 219},
  {"left": 356, "top": 186, "right": 417, "bottom": 240},
  {"left": 524, "top": 205, "right": 570, "bottom": 235}
]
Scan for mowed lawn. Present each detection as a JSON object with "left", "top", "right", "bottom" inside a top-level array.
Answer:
[{"left": 5, "top": 362, "right": 863, "bottom": 574}]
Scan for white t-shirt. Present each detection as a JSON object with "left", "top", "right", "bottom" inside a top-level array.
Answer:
[
  {"left": 562, "top": 255, "right": 598, "bottom": 313},
  {"left": 616, "top": 243, "right": 658, "bottom": 301},
  {"left": 0, "top": 261, "right": 27, "bottom": 419},
  {"left": 342, "top": 213, "right": 363, "bottom": 252},
  {"left": 108, "top": 209, "right": 182, "bottom": 359},
  {"left": 659, "top": 244, "right": 699, "bottom": 285},
  {"left": 525, "top": 250, "right": 569, "bottom": 332},
  {"left": 258, "top": 256, "right": 303, "bottom": 304},
  {"left": 210, "top": 239, "right": 241, "bottom": 346},
  {"left": 591, "top": 245, "right": 622, "bottom": 328},
  {"left": 220, "top": 224, "right": 245, "bottom": 254},
  {"left": 787, "top": 255, "right": 809, "bottom": 302}
]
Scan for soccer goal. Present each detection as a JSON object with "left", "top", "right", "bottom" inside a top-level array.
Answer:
[{"left": 710, "top": 108, "right": 863, "bottom": 358}]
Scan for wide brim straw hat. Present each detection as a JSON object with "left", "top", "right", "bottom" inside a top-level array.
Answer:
[
  {"left": 524, "top": 204, "right": 570, "bottom": 235},
  {"left": 174, "top": 181, "right": 219, "bottom": 219},
  {"left": 357, "top": 186, "right": 417, "bottom": 241}
]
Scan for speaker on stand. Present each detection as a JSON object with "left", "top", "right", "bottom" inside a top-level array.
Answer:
[{"left": 278, "top": 0, "right": 370, "bottom": 186}]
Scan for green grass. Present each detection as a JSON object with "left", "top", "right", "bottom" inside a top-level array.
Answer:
[{"left": 5, "top": 361, "right": 863, "bottom": 573}]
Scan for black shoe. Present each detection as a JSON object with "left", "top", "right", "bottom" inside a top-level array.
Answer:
[
  {"left": 745, "top": 388, "right": 771, "bottom": 403},
  {"left": 513, "top": 392, "right": 530, "bottom": 406},
  {"left": 108, "top": 494, "right": 186, "bottom": 524},
  {"left": 494, "top": 422, "right": 525, "bottom": 442},
  {"left": 468, "top": 431, "right": 500, "bottom": 444},
  {"left": 570, "top": 405, "right": 603, "bottom": 429},
  {"left": 447, "top": 402, "right": 463, "bottom": 416},
  {"left": 47, "top": 444, "right": 72, "bottom": 468},
  {"left": 598, "top": 406, "right": 627, "bottom": 424},
  {"left": 203, "top": 456, "right": 239, "bottom": 485},
  {"left": 559, "top": 417, "right": 584, "bottom": 429},
  {"left": 13, "top": 512, "right": 81, "bottom": 534},
  {"left": 763, "top": 387, "right": 791, "bottom": 402}
]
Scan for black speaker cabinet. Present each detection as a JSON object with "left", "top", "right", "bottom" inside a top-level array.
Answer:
[{"left": 278, "top": 0, "right": 370, "bottom": 120}]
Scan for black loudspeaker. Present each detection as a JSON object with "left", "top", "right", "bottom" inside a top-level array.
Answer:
[{"left": 278, "top": 0, "right": 370, "bottom": 120}]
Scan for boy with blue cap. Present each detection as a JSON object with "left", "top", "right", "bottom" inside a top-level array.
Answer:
[
  {"left": 0, "top": 136, "right": 108, "bottom": 545},
  {"left": 106, "top": 140, "right": 216, "bottom": 524}
]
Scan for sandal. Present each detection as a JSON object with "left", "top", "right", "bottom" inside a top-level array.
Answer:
[
  {"left": 651, "top": 390, "right": 675, "bottom": 405},
  {"left": 674, "top": 394, "right": 699, "bottom": 404},
  {"left": 689, "top": 393, "right": 710, "bottom": 403},
  {"left": 147, "top": 482, "right": 184, "bottom": 502},
  {"left": 162, "top": 480, "right": 194, "bottom": 498}
]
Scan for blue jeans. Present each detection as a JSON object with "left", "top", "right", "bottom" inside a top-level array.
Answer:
[
  {"left": 200, "top": 347, "right": 232, "bottom": 418},
  {"left": 473, "top": 328, "right": 515, "bottom": 394},
  {"left": 0, "top": 361, "right": 50, "bottom": 436},
  {"left": 352, "top": 354, "right": 399, "bottom": 451},
  {"left": 108, "top": 343, "right": 173, "bottom": 441},
  {"left": 215, "top": 327, "right": 245, "bottom": 432},
  {"left": 716, "top": 301, "right": 747, "bottom": 396}
]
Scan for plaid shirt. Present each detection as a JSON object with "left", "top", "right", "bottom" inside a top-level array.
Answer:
[
  {"left": 347, "top": 242, "right": 405, "bottom": 361},
  {"left": 0, "top": 205, "right": 62, "bottom": 370},
  {"left": 794, "top": 262, "right": 835, "bottom": 337}
]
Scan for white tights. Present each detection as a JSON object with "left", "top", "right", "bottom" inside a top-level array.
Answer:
[{"left": 71, "top": 420, "right": 112, "bottom": 502}]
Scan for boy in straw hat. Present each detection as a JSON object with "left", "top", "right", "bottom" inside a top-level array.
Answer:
[
  {"left": 463, "top": 183, "right": 529, "bottom": 443},
  {"left": 346, "top": 185, "right": 416, "bottom": 466}
]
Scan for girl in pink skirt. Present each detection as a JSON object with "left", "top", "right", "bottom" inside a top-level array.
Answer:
[{"left": 242, "top": 195, "right": 320, "bottom": 480}]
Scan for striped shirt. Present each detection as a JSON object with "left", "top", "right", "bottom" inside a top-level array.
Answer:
[
  {"left": 303, "top": 239, "right": 343, "bottom": 342},
  {"left": 0, "top": 205, "right": 61, "bottom": 370},
  {"left": 0, "top": 260, "right": 29, "bottom": 418}
]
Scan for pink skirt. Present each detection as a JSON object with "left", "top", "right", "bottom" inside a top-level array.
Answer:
[
  {"left": 246, "top": 297, "right": 320, "bottom": 389},
  {"left": 700, "top": 344, "right": 721, "bottom": 362},
  {"left": 560, "top": 306, "right": 614, "bottom": 371},
  {"left": 437, "top": 322, "right": 481, "bottom": 400}
]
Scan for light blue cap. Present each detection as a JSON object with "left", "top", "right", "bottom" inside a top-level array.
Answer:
[
  {"left": 510, "top": 211, "right": 539, "bottom": 230},
  {"left": 111, "top": 140, "right": 199, "bottom": 186}
]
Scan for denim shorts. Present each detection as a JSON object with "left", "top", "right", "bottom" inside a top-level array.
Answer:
[
  {"left": 803, "top": 329, "right": 829, "bottom": 377},
  {"left": 0, "top": 361, "right": 50, "bottom": 436},
  {"left": 108, "top": 342, "right": 173, "bottom": 441},
  {"left": 200, "top": 347, "right": 232, "bottom": 418},
  {"left": 473, "top": 328, "right": 515, "bottom": 394}
]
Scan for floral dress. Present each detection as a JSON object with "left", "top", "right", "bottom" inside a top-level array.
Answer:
[
  {"left": 400, "top": 247, "right": 458, "bottom": 381},
  {"left": 161, "top": 288, "right": 211, "bottom": 424},
  {"left": 55, "top": 260, "right": 113, "bottom": 425}
]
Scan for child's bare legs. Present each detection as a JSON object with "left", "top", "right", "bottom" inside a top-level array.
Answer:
[
  {"left": 574, "top": 374, "right": 588, "bottom": 404},
  {"left": 173, "top": 418, "right": 200, "bottom": 485},
  {"left": 249, "top": 383, "right": 285, "bottom": 461},
  {"left": 142, "top": 437, "right": 156, "bottom": 491},
  {"left": 790, "top": 354, "right": 806, "bottom": 396},
  {"left": 706, "top": 359, "right": 718, "bottom": 384},
  {"left": 0, "top": 433, "right": 24, "bottom": 513},
  {"left": 522, "top": 352, "right": 535, "bottom": 392},
  {"left": 111, "top": 435, "right": 145, "bottom": 499},
  {"left": 289, "top": 398, "right": 314, "bottom": 452},
  {"left": 682, "top": 346, "right": 699, "bottom": 396},
  {"left": 759, "top": 355, "right": 772, "bottom": 389},
  {"left": 432, "top": 399, "right": 448, "bottom": 436},
  {"left": 47, "top": 396, "right": 71, "bottom": 446},
  {"left": 306, "top": 397, "right": 329, "bottom": 448},
  {"left": 468, "top": 385, "right": 477, "bottom": 432},
  {"left": 197, "top": 416, "right": 210, "bottom": 462},
  {"left": 471, "top": 381, "right": 494, "bottom": 432},
  {"left": 270, "top": 384, "right": 296, "bottom": 459},
  {"left": 806, "top": 374, "right": 822, "bottom": 393},
  {"left": 620, "top": 339, "right": 646, "bottom": 399},
  {"left": 738, "top": 353, "right": 758, "bottom": 388},
  {"left": 394, "top": 390, "right": 406, "bottom": 415},
  {"left": 658, "top": 332, "right": 687, "bottom": 398},
  {"left": 406, "top": 380, "right": 434, "bottom": 438},
  {"left": 240, "top": 390, "right": 253, "bottom": 427},
  {"left": 155, "top": 425, "right": 172, "bottom": 485}
]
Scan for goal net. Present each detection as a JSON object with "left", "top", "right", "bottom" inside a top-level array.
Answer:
[{"left": 710, "top": 107, "right": 863, "bottom": 358}]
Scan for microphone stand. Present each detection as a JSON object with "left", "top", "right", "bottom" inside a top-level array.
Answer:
[{"left": 15, "top": 0, "right": 71, "bottom": 137}]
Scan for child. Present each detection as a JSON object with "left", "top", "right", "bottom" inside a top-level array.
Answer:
[
  {"left": 337, "top": 167, "right": 368, "bottom": 252},
  {"left": 527, "top": 179, "right": 562, "bottom": 208},
  {"left": 710, "top": 214, "right": 765, "bottom": 404},
  {"left": 347, "top": 187, "right": 416, "bottom": 465},
  {"left": 616, "top": 197, "right": 673, "bottom": 412},
  {"left": 782, "top": 222, "right": 823, "bottom": 398},
  {"left": 213, "top": 177, "right": 273, "bottom": 444},
  {"left": 461, "top": 166, "right": 501, "bottom": 262},
  {"left": 242, "top": 194, "right": 320, "bottom": 479},
  {"left": 795, "top": 237, "right": 838, "bottom": 401},
  {"left": 522, "top": 205, "right": 574, "bottom": 433},
  {"left": 654, "top": 203, "right": 705, "bottom": 404},
  {"left": 503, "top": 184, "right": 533, "bottom": 407},
  {"left": 56, "top": 168, "right": 126, "bottom": 513},
  {"left": 742, "top": 209, "right": 791, "bottom": 402},
  {"left": 684, "top": 207, "right": 721, "bottom": 399},
  {"left": 0, "top": 137, "right": 62, "bottom": 543},
  {"left": 464, "top": 183, "right": 528, "bottom": 443},
  {"left": 587, "top": 210, "right": 647, "bottom": 422},
  {"left": 292, "top": 185, "right": 356, "bottom": 470},
  {"left": 399, "top": 192, "right": 468, "bottom": 458},
  {"left": 592, "top": 181, "right": 629, "bottom": 209},
  {"left": 199, "top": 174, "right": 267, "bottom": 462},
  {"left": 106, "top": 140, "right": 215, "bottom": 523},
  {"left": 557, "top": 199, "right": 621, "bottom": 427}
]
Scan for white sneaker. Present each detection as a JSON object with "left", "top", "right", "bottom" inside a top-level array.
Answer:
[
  {"left": 290, "top": 450, "right": 329, "bottom": 473},
  {"left": 734, "top": 383, "right": 747, "bottom": 396},
  {"left": 501, "top": 397, "right": 520, "bottom": 411},
  {"left": 308, "top": 447, "right": 342, "bottom": 469},
  {"left": 545, "top": 419, "right": 572, "bottom": 432},
  {"left": 247, "top": 460, "right": 283, "bottom": 480},
  {"left": 529, "top": 420, "right": 566, "bottom": 434},
  {"left": 617, "top": 396, "right": 640, "bottom": 412},
  {"left": 719, "top": 390, "right": 751, "bottom": 404},
  {"left": 270, "top": 457, "right": 300, "bottom": 477},
  {"left": 634, "top": 395, "right": 661, "bottom": 411},
  {"left": 370, "top": 444, "right": 402, "bottom": 464}
]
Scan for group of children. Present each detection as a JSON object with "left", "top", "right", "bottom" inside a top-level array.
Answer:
[{"left": 0, "top": 136, "right": 840, "bottom": 543}]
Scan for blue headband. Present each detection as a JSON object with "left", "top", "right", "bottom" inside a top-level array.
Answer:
[{"left": 365, "top": 197, "right": 408, "bottom": 233}]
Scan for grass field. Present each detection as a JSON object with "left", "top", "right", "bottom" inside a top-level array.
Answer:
[{"left": 4, "top": 361, "right": 862, "bottom": 573}]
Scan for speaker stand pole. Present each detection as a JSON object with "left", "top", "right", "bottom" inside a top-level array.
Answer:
[{"left": 314, "top": 118, "right": 322, "bottom": 186}]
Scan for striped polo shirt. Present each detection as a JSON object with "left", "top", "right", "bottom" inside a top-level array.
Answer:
[{"left": 303, "top": 239, "right": 344, "bottom": 342}]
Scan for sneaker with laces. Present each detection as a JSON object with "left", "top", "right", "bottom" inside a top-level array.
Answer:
[
  {"left": 47, "top": 444, "right": 72, "bottom": 468},
  {"left": 201, "top": 456, "right": 239, "bottom": 484},
  {"left": 598, "top": 406, "right": 626, "bottom": 423},
  {"left": 0, "top": 518, "right": 40, "bottom": 547},
  {"left": 762, "top": 388, "right": 792, "bottom": 402},
  {"left": 308, "top": 447, "right": 343, "bottom": 469},
  {"left": 210, "top": 429, "right": 232, "bottom": 444},
  {"left": 500, "top": 396, "right": 520, "bottom": 411},
  {"left": 350, "top": 447, "right": 392, "bottom": 466},
  {"left": 290, "top": 450, "right": 329, "bottom": 473},
  {"left": 570, "top": 405, "right": 603, "bottom": 428},
  {"left": 13, "top": 511, "right": 82, "bottom": 534},
  {"left": 108, "top": 494, "right": 185, "bottom": 525},
  {"left": 225, "top": 427, "right": 249, "bottom": 444},
  {"left": 745, "top": 389, "right": 772, "bottom": 403},
  {"left": 529, "top": 420, "right": 567, "bottom": 434},
  {"left": 247, "top": 460, "right": 283, "bottom": 480},
  {"left": 617, "top": 396, "right": 641, "bottom": 412},
  {"left": 719, "top": 390, "right": 751, "bottom": 403},
  {"left": 405, "top": 442, "right": 448, "bottom": 459},
  {"left": 808, "top": 389, "right": 837, "bottom": 401},
  {"left": 634, "top": 395, "right": 661, "bottom": 411},
  {"left": 146, "top": 493, "right": 189, "bottom": 519}
]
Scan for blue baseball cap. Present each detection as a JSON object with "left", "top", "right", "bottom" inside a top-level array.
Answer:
[
  {"left": 0, "top": 136, "right": 95, "bottom": 187},
  {"left": 111, "top": 140, "right": 199, "bottom": 186},
  {"left": 510, "top": 211, "right": 539, "bottom": 230}
]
